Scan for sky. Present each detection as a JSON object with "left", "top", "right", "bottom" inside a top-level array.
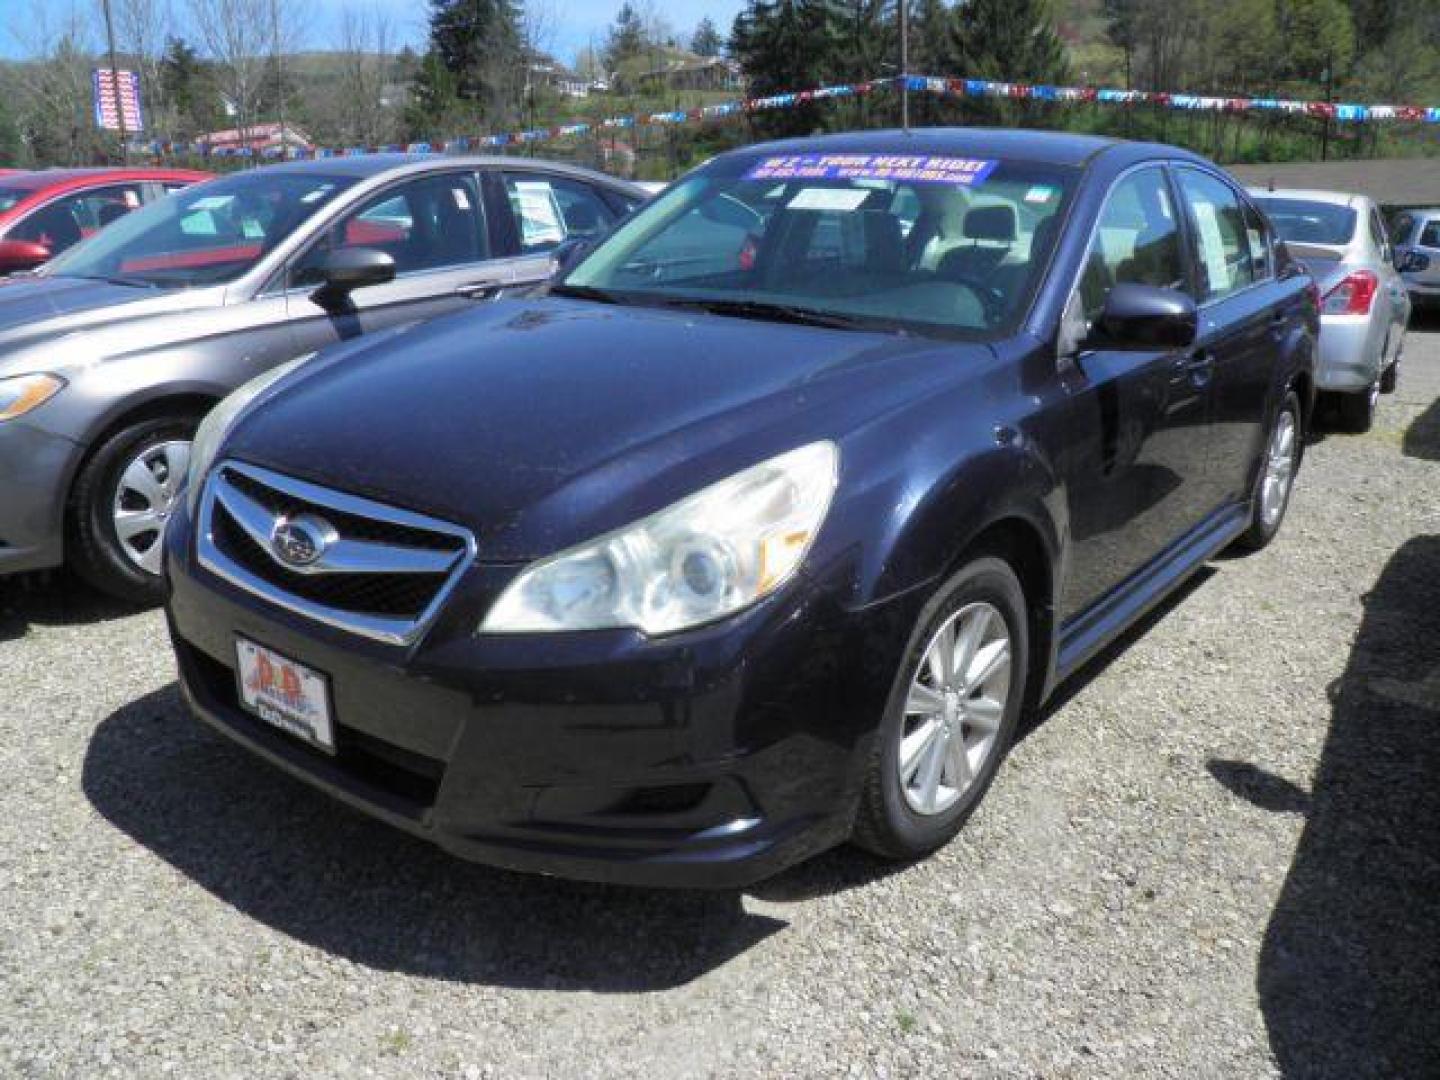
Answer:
[{"left": 0, "top": 1, "right": 750, "bottom": 66}]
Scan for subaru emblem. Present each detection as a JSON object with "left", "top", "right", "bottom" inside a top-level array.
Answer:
[{"left": 269, "top": 514, "right": 334, "bottom": 568}]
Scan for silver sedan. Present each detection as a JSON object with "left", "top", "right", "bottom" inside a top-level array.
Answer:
[{"left": 1252, "top": 188, "right": 1410, "bottom": 432}]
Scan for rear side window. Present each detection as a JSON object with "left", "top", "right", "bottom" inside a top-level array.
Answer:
[
  {"left": 1421, "top": 220, "right": 1440, "bottom": 249},
  {"left": 1175, "top": 169, "right": 1254, "bottom": 302},
  {"left": 1077, "top": 166, "right": 1188, "bottom": 321},
  {"left": 1241, "top": 198, "right": 1272, "bottom": 281},
  {"left": 1389, "top": 212, "right": 1414, "bottom": 247}
]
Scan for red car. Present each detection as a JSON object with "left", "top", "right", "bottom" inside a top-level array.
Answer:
[{"left": 0, "top": 167, "right": 211, "bottom": 274}]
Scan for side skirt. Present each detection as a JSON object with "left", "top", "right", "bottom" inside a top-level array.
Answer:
[{"left": 1051, "top": 502, "right": 1249, "bottom": 690}]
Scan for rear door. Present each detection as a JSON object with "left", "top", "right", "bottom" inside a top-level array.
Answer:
[
  {"left": 1172, "top": 166, "right": 1277, "bottom": 505},
  {"left": 491, "top": 171, "right": 622, "bottom": 288},
  {"left": 282, "top": 169, "right": 509, "bottom": 353},
  {"left": 1057, "top": 164, "right": 1217, "bottom": 621}
]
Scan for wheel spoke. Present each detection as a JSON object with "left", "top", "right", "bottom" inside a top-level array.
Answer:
[
  {"left": 119, "top": 457, "right": 165, "bottom": 509},
  {"left": 160, "top": 442, "right": 191, "bottom": 498},
  {"left": 926, "top": 620, "right": 955, "bottom": 687},
  {"left": 914, "top": 726, "right": 947, "bottom": 812},
  {"left": 905, "top": 681, "right": 945, "bottom": 716},
  {"left": 945, "top": 732, "right": 973, "bottom": 790},
  {"left": 900, "top": 717, "right": 942, "bottom": 784},
  {"left": 133, "top": 535, "right": 163, "bottom": 576},
  {"left": 952, "top": 607, "right": 991, "bottom": 687},
  {"left": 965, "top": 695, "right": 1003, "bottom": 733},
  {"left": 114, "top": 508, "right": 163, "bottom": 542},
  {"left": 965, "top": 638, "right": 1011, "bottom": 693}
]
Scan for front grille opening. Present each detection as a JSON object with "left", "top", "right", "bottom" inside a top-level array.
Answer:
[
  {"left": 610, "top": 784, "right": 712, "bottom": 816},
  {"left": 222, "top": 468, "right": 463, "bottom": 552},
  {"left": 213, "top": 500, "right": 449, "bottom": 619}
]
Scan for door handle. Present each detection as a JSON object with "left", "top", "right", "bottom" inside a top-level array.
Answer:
[
  {"left": 455, "top": 281, "right": 501, "bottom": 300},
  {"left": 1181, "top": 350, "right": 1214, "bottom": 386}
]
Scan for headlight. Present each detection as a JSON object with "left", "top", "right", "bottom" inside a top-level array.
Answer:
[
  {"left": 480, "top": 441, "right": 839, "bottom": 636},
  {"left": 185, "top": 356, "right": 311, "bottom": 505},
  {"left": 0, "top": 373, "right": 65, "bottom": 422}
]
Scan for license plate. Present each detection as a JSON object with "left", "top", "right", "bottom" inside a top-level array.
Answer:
[{"left": 236, "top": 638, "right": 335, "bottom": 753}]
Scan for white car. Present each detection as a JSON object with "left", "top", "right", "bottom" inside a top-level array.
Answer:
[{"left": 1251, "top": 188, "right": 1410, "bottom": 432}]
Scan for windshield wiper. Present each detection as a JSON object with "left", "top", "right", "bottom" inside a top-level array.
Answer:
[
  {"left": 666, "top": 297, "right": 874, "bottom": 331},
  {"left": 548, "top": 283, "right": 625, "bottom": 305}
]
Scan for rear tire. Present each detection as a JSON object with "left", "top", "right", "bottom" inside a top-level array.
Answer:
[
  {"left": 852, "top": 557, "right": 1028, "bottom": 862},
  {"left": 69, "top": 415, "right": 197, "bottom": 606},
  {"left": 1379, "top": 358, "right": 1399, "bottom": 395},
  {"left": 1234, "top": 390, "right": 1301, "bottom": 553},
  {"left": 1334, "top": 381, "right": 1378, "bottom": 433}
]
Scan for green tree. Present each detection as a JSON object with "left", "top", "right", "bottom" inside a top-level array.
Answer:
[
  {"left": 605, "top": 3, "right": 648, "bottom": 71},
  {"left": 950, "top": 0, "right": 1071, "bottom": 84},
  {"left": 409, "top": 0, "right": 525, "bottom": 135},
  {"left": 730, "top": 1, "right": 837, "bottom": 134},
  {"left": 691, "top": 16, "right": 724, "bottom": 57},
  {"left": 1277, "top": 0, "right": 1355, "bottom": 83}
]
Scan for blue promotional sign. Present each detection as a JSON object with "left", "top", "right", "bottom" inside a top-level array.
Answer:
[{"left": 744, "top": 153, "right": 999, "bottom": 186}]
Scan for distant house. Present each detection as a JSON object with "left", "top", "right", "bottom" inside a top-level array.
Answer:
[
  {"left": 633, "top": 55, "right": 744, "bottom": 95},
  {"left": 528, "top": 53, "right": 597, "bottom": 99},
  {"left": 198, "top": 122, "right": 313, "bottom": 156}
]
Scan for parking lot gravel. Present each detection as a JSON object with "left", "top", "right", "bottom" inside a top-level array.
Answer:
[{"left": 3, "top": 319, "right": 1439, "bottom": 1079}]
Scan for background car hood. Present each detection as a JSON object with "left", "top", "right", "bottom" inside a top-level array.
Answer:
[
  {"left": 227, "top": 298, "right": 987, "bottom": 561},
  {"left": 0, "top": 274, "right": 209, "bottom": 367}
]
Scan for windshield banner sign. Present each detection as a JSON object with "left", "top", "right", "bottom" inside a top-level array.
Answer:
[{"left": 744, "top": 154, "right": 998, "bottom": 186}]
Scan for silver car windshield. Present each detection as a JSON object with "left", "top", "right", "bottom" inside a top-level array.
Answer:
[
  {"left": 562, "top": 154, "right": 1076, "bottom": 339},
  {"left": 1255, "top": 198, "right": 1358, "bottom": 247},
  {"left": 42, "top": 171, "right": 357, "bottom": 288}
]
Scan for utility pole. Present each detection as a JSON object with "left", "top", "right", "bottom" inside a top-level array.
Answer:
[
  {"left": 900, "top": 0, "right": 910, "bottom": 132},
  {"left": 271, "top": 0, "right": 287, "bottom": 158},
  {"left": 1320, "top": 55, "right": 1333, "bottom": 162},
  {"left": 99, "top": 0, "right": 130, "bottom": 163}
]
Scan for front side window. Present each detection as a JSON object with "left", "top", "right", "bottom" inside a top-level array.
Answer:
[
  {"left": 290, "top": 172, "right": 487, "bottom": 286},
  {"left": 1176, "top": 169, "right": 1254, "bottom": 302},
  {"left": 503, "top": 174, "right": 617, "bottom": 254},
  {"left": 8, "top": 185, "right": 145, "bottom": 254},
  {"left": 42, "top": 171, "right": 355, "bottom": 288},
  {"left": 1077, "top": 166, "right": 1188, "bottom": 321},
  {"left": 1241, "top": 198, "right": 1273, "bottom": 282},
  {"left": 562, "top": 153, "right": 1076, "bottom": 338}
]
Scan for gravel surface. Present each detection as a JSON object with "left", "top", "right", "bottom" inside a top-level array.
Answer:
[{"left": 3, "top": 319, "right": 1439, "bottom": 1079}]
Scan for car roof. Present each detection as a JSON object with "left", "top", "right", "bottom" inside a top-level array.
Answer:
[
  {"left": 244, "top": 152, "right": 646, "bottom": 191},
  {"left": 0, "top": 167, "right": 210, "bottom": 192},
  {"left": 711, "top": 127, "right": 1206, "bottom": 170},
  {"left": 1248, "top": 187, "right": 1368, "bottom": 208}
]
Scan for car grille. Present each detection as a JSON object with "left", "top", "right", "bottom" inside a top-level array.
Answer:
[{"left": 196, "top": 460, "right": 476, "bottom": 645}]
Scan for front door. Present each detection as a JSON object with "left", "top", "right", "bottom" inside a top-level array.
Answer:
[
  {"left": 1058, "top": 165, "right": 1216, "bottom": 622},
  {"left": 283, "top": 170, "right": 512, "bottom": 354}
]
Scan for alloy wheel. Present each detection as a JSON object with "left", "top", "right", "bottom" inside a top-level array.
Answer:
[
  {"left": 898, "top": 601, "right": 1012, "bottom": 816},
  {"left": 1260, "top": 409, "right": 1297, "bottom": 529},
  {"left": 112, "top": 439, "right": 190, "bottom": 575}
]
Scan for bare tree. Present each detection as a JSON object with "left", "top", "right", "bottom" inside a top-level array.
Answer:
[
  {"left": 115, "top": 0, "right": 171, "bottom": 137},
  {"left": 334, "top": 4, "right": 395, "bottom": 147},
  {"left": 9, "top": 0, "right": 105, "bottom": 165},
  {"left": 187, "top": 0, "right": 305, "bottom": 141}
]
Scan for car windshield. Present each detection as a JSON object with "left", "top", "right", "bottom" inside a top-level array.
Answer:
[
  {"left": 0, "top": 188, "right": 28, "bottom": 214},
  {"left": 41, "top": 170, "right": 357, "bottom": 288},
  {"left": 1255, "top": 198, "right": 1357, "bottom": 247},
  {"left": 561, "top": 152, "right": 1077, "bottom": 338}
]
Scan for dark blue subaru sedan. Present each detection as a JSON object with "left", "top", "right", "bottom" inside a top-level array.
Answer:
[{"left": 163, "top": 129, "right": 1316, "bottom": 887}]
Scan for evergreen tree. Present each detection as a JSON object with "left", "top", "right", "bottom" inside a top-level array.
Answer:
[
  {"left": 691, "top": 16, "right": 724, "bottom": 57},
  {"left": 410, "top": 0, "right": 525, "bottom": 135},
  {"left": 950, "top": 0, "right": 1070, "bottom": 84},
  {"left": 731, "top": 1, "right": 837, "bottom": 134},
  {"left": 605, "top": 3, "right": 648, "bottom": 71}
]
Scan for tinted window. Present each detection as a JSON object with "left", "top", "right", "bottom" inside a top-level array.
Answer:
[
  {"left": 503, "top": 174, "right": 615, "bottom": 254},
  {"left": 0, "top": 188, "right": 25, "bottom": 213},
  {"left": 9, "top": 185, "right": 145, "bottom": 253},
  {"left": 1241, "top": 198, "right": 1272, "bottom": 281},
  {"left": 1078, "top": 167, "right": 1187, "bottom": 320},
  {"left": 1177, "top": 170, "right": 1254, "bottom": 301},
  {"left": 1421, "top": 220, "right": 1440, "bottom": 249},
  {"left": 1389, "top": 212, "right": 1414, "bottom": 247},
  {"left": 565, "top": 156, "right": 1076, "bottom": 338},
  {"left": 292, "top": 172, "right": 488, "bottom": 286},
  {"left": 1253, "top": 197, "right": 1357, "bottom": 246},
  {"left": 43, "top": 171, "right": 355, "bottom": 287}
]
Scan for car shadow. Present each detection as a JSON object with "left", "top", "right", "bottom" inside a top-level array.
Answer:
[
  {"left": 81, "top": 684, "right": 784, "bottom": 992},
  {"left": 1402, "top": 392, "right": 1440, "bottom": 461},
  {"left": 1208, "top": 535, "right": 1440, "bottom": 1076},
  {"left": 0, "top": 572, "right": 143, "bottom": 644}
]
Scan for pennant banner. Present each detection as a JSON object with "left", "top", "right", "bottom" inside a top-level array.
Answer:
[{"left": 130, "top": 74, "right": 1440, "bottom": 162}]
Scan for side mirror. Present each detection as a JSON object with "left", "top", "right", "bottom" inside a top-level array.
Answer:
[
  {"left": 550, "top": 237, "right": 595, "bottom": 279},
  {"left": 0, "top": 238, "right": 52, "bottom": 275},
  {"left": 1092, "top": 283, "right": 1198, "bottom": 349},
  {"left": 310, "top": 247, "right": 396, "bottom": 309}
]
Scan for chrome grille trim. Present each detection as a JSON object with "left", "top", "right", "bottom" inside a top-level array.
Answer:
[{"left": 196, "top": 460, "right": 477, "bottom": 646}]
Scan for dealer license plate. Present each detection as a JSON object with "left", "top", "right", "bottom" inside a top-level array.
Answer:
[{"left": 236, "top": 637, "right": 335, "bottom": 753}]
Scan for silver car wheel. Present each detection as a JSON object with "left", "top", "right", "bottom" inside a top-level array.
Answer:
[
  {"left": 898, "top": 601, "right": 1011, "bottom": 816},
  {"left": 1260, "top": 409, "right": 1297, "bottom": 529},
  {"left": 112, "top": 439, "right": 190, "bottom": 576}
]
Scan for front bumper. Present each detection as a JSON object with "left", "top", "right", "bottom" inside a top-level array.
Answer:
[
  {"left": 163, "top": 503, "right": 916, "bottom": 888},
  {"left": 0, "top": 419, "right": 78, "bottom": 574}
]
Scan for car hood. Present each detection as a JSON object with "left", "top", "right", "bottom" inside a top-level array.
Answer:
[
  {"left": 227, "top": 298, "right": 987, "bottom": 560},
  {"left": 0, "top": 274, "right": 207, "bottom": 367}
]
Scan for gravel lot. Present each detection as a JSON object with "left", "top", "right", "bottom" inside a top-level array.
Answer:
[{"left": 3, "top": 319, "right": 1439, "bottom": 1079}]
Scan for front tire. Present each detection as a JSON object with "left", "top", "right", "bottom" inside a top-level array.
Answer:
[
  {"left": 69, "top": 416, "right": 196, "bottom": 605},
  {"left": 1235, "top": 390, "right": 1301, "bottom": 553},
  {"left": 852, "top": 557, "right": 1028, "bottom": 861}
]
